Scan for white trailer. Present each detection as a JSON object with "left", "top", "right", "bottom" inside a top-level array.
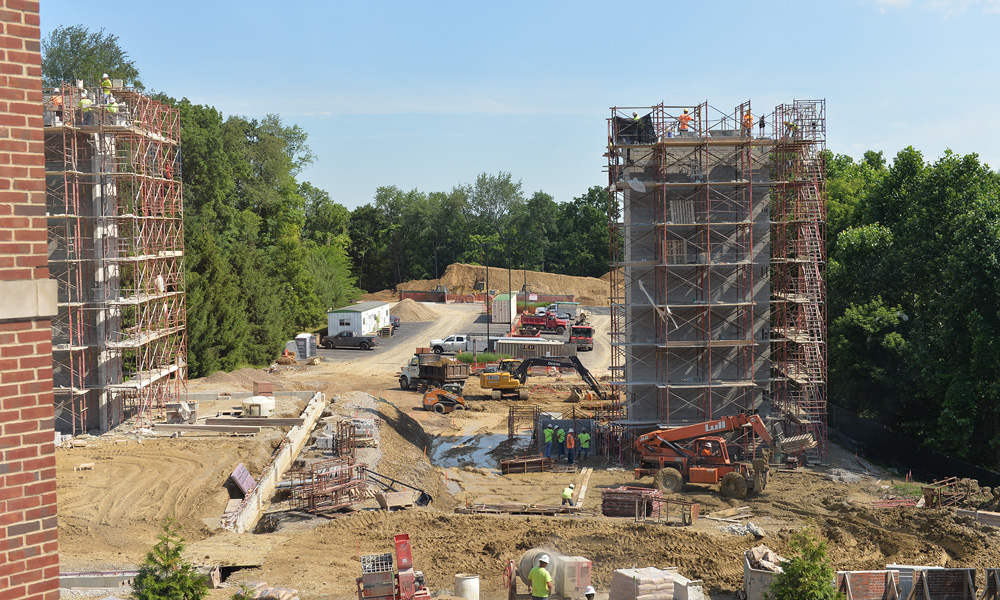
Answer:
[{"left": 327, "top": 301, "right": 390, "bottom": 335}]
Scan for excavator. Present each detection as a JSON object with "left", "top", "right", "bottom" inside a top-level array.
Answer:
[
  {"left": 479, "top": 356, "right": 606, "bottom": 401},
  {"left": 633, "top": 414, "right": 817, "bottom": 499}
]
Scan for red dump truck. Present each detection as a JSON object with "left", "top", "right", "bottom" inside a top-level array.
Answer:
[
  {"left": 519, "top": 313, "right": 569, "bottom": 335},
  {"left": 569, "top": 325, "right": 595, "bottom": 351}
]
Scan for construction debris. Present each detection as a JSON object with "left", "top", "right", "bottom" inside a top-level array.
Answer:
[
  {"left": 745, "top": 546, "right": 785, "bottom": 573},
  {"left": 235, "top": 582, "right": 300, "bottom": 600},
  {"left": 922, "top": 477, "right": 972, "bottom": 508},
  {"left": 722, "top": 522, "right": 765, "bottom": 537},
  {"left": 455, "top": 501, "right": 586, "bottom": 516}
]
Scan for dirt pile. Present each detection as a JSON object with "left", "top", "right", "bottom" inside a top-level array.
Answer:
[
  {"left": 391, "top": 298, "right": 440, "bottom": 322},
  {"left": 369, "top": 263, "right": 611, "bottom": 306}
]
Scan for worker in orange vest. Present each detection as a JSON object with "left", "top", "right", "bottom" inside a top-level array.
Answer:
[
  {"left": 566, "top": 428, "right": 576, "bottom": 465},
  {"left": 678, "top": 109, "right": 693, "bottom": 135},
  {"left": 742, "top": 110, "right": 754, "bottom": 137}
]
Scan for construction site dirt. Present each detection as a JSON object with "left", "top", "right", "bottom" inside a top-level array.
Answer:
[{"left": 55, "top": 299, "right": 1000, "bottom": 600}]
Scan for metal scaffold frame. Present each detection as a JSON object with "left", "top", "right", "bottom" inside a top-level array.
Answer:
[
  {"left": 606, "top": 99, "right": 827, "bottom": 460},
  {"left": 44, "top": 83, "right": 186, "bottom": 433},
  {"left": 770, "top": 99, "right": 828, "bottom": 460}
]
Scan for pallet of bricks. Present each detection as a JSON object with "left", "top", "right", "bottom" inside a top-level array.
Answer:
[
  {"left": 602, "top": 486, "right": 662, "bottom": 518},
  {"left": 610, "top": 567, "right": 673, "bottom": 600}
]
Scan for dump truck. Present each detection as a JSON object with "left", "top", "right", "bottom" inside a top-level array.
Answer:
[
  {"left": 633, "top": 414, "right": 817, "bottom": 499},
  {"left": 479, "top": 355, "right": 606, "bottom": 401},
  {"left": 519, "top": 313, "right": 569, "bottom": 335},
  {"left": 569, "top": 325, "right": 594, "bottom": 351},
  {"left": 399, "top": 353, "right": 470, "bottom": 392}
]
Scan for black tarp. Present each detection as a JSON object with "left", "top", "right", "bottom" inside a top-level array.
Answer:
[{"left": 614, "top": 114, "right": 656, "bottom": 145}]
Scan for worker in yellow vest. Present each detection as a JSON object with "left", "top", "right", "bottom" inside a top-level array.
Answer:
[
  {"left": 77, "top": 90, "right": 93, "bottom": 125},
  {"left": 578, "top": 428, "right": 591, "bottom": 460},
  {"left": 561, "top": 483, "right": 575, "bottom": 506},
  {"left": 555, "top": 426, "right": 566, "bottom": 458},
  {"left": 543, "top": 424, "right": 553, "bottom": 459}
]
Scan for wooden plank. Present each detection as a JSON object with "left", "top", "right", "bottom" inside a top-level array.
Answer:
[
  {"left": 575, "top": 467, "right": 594, "bottom": 508},
  {"left": 205, "top": 418, "right": 305, "bottom": 427},
  {"left": 707, "top": 506, "right": 750, "bottom": 519},
  {"left": 153, "top": 423, "right": 261, "bottom": 434}
]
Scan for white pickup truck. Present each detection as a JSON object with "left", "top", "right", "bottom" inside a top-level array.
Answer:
[{"left": 429, "top": 334, "right": 492, "bottom": 354}]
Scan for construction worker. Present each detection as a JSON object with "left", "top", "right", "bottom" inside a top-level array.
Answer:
[
  {"left": 561, "top": 483, "right": 575, "bottom": 506},
  {"left": 631, "top": 111, "right": 640, "bottom": 122},
  {"left": 555, "top": 426, "right": 566, "bottom": 458},
  {"left": 678, "top": 109, "right": 693, "bottom": 136},
  {"left": 700, "top": 442, "right": 713, "bottom": 457},
  {"left": 101, "top": 73, "right": 112, "bottom": 102},
  {"left": 51, "top": 88, "right": 63, "bottom": 122},
  {"left": 578, "top": 428, "right": 591, "bottom": 460},
  {"left": 77, "top": 90, "right": 93, "bottom": 125},
  {"left": 566, "top": 428, "right": 576, "bottom": 465},
  {"left": 543, "top": 424, "right": 554, "bottom": 459},
  {"left": 529, "top": 554, "right": 554, "bottom": 600},
  {"left": 585, "top": 586, "right": 596, "bottom": 600},
  {"left": 742, "top": 110, "right": 754, "bottom": 137}
]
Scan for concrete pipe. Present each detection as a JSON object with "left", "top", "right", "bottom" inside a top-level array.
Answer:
[{"left": 517, "top": 549, "right": 552, "bottom": 585}]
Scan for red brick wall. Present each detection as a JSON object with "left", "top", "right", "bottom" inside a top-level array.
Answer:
[
  {"left": 836, "top": 571, "right": 901, "bottom": 600},
  {"left": 0, "top": 1, "right": 60, "bottom": 599},
  {"left": 911, "top": 569, "right": 976, "bottom": 600}
]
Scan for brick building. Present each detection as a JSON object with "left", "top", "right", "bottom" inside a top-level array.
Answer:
[{"left": 0, "top": 1, "right": 61, "bottom": 598}]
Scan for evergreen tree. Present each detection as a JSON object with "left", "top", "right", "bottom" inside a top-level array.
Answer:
[{"left": 132, "top": 518, "right": 208, "bottom": 600}]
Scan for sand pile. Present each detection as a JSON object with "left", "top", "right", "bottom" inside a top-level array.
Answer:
[
  {"left": 394, "top": 263, "right": 611, "bottom": 306},
  {"left": 391, "top": 298, "right": 440, "bottom": 322}
]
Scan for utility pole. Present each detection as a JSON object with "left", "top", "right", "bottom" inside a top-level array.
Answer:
[{"left": 480, "top": 242, "right": 497, "bottom": 352}]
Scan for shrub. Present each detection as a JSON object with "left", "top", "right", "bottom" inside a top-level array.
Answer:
[{"left": 132, "top": 518, "right": 208, "bottom": 600}]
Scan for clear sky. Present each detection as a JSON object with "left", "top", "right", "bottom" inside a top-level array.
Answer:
[{"left": 41, "top": 0, "right": 1000, "bottom": 209}]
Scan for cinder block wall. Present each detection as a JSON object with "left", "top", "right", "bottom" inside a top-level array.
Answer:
[{"left": 0, "top": 1, "right": 61, "bottom": 598}]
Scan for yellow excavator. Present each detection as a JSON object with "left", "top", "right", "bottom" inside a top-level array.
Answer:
[{"left": 479, "top": 356, "right": 607, "bottom": 401}]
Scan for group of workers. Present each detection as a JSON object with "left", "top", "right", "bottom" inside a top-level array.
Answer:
[
  {"left": 542, "top": 424, "right": 591, "bottom": 465},
  {"left": 629, "top": 107, "right": 791, "bottom": 139},
  {"left": 52, "top": 74, "right": 121, "bottom": 126},
  {"left": 528, "top": 553, "right": 597, "bottom": 600}
]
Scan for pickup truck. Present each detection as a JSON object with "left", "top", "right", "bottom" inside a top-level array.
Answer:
[
  {"left": 535, "top": 303, "right": 577, "bottom": 320},
  {"left": 321, "top": 330, "right": 378, "bottom": 350},
  {"left": 519, "top": 313, "right": 569, "bottom": 335},
  {"left": 429, "top": 334, "right": 491, "bottom": 354},
  {"left": 399, "top": 353, "right": 471, "bottom": 392}
]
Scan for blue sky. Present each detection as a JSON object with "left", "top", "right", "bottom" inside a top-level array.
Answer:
[{"left": 41, "top": 0, "right": 1000, "bottom": 209}]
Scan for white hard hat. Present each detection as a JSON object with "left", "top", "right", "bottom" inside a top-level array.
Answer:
[
  {"left": 569, "top": 483, "right": 575, "bottom": 488},
  {"left": 103, "top": 73, "right": 109, "bottom": 78},
  {"left": 81, "top": 90, "right": 87, "bottom": 97},
  {"left": 538, "top": 554, "right": 550, "bottom": 564},
  {"left": 586, "top": 586, "right": 596, "bottom": 595},
  {"left": 52, "top": 88, "right": 58, "bottom": 93},
  {"left": 569, "top": 428, "right": 574, "bottom": 433}
]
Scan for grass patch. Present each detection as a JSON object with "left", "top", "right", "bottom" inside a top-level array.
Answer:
[
  {"left": 456, "top": 352, "right": 511, "bottom": 363},
  {"left": 891, "top": 481, "right": 924, "bottom": 497}
]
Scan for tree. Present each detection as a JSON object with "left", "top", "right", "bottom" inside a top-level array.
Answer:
[
  {"left": 465, "top": 171, "right": 525, "bottom": 235},
  {"left": 132, "top": 518, "right": 208, "bottom": 600},
  {"left": 764, "top": 530, "right": 844, "bottom": 600},
  {"left": 42, "top": 25, "right": 142, "bottom": 88}
]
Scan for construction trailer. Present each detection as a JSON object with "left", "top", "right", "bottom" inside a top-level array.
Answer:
[
  {"left": 44, "top": 84, "right": 186, "bottom": 433},
  {"left": 606, "top": 100, "right": 827, "bottom": 459},
  {"left": 492, "top": 292, "right": 519, "bottom": 324},
  {"left": 496, "top": 337, "right": 574, "bottom": 359},
  {"left": 328, "top": 301, "right": 391, "bottom": 335}
]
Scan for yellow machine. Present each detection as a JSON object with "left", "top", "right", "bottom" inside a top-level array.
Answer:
[{"left": 479, "top": 357, "right": 606, "bottom": 402}]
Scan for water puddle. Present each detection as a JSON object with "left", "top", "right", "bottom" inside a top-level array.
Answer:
[{"left": 429, "top": 434, "right": 531, "bottom": 470}]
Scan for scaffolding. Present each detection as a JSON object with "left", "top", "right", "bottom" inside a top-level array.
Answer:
[
  {"left": 606, "top": 100, "right": 827, "bottom": 459},
  {"left": 44, "top": 83, "right": 186, "bottom": 433},
  {"left": 770, "top": 100, "right": 828, "bottom": 460}
]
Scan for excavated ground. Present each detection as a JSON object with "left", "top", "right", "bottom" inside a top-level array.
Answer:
[{"left": 55, "top": 300, "right": 1000, "bottom": 600}]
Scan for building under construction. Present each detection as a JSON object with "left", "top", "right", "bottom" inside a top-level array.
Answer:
[
  {"left": 606, "top": 100, "right": 827, "bottom": 457},
  {"left": 43, "top": 83, "right": 186, "bottom": 433}
]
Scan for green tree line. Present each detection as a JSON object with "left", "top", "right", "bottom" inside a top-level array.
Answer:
[{"left": 825, "top": 147, "right": 1000, "bottom": 469}]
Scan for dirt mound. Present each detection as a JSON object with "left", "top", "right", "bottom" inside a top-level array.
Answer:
[
  {"left": 192, "top": 367, "right": 286, "bottom": 392},
  {"left": 391, "top": 298, "right": 440, "bottom": 322},
  {"left": 394, "top": 263, "right": 610, "bottom": 306}
]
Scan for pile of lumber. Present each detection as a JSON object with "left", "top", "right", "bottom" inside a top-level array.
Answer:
[
  {"left": 610, "top": 567, "right": 674, "bottom": 600},
  {"left": 500, "top": 456, "right": 553, "bottom": 474},
  {"left": 455, "top": 502, "right": 584, "bottom": 516},
  {"left": 601, "top": 486, "right": 662, "bottom": 518}
]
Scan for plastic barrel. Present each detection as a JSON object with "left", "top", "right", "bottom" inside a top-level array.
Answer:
[{"left": 455, "top": 574, "right": 480, "bottom": 600}]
